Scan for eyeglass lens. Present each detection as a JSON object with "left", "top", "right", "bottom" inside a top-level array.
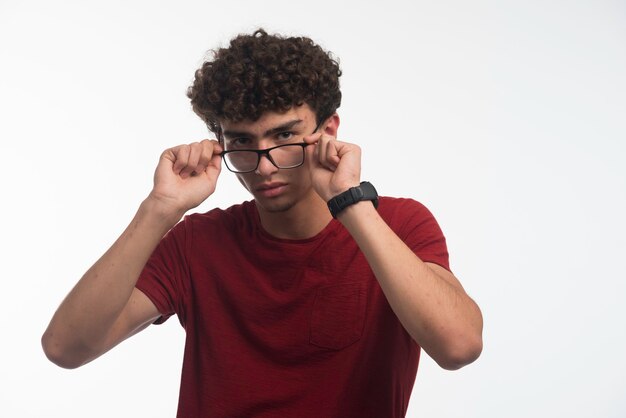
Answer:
[{"left": 224, "top": 144, "right": 305, "bottom": 173}]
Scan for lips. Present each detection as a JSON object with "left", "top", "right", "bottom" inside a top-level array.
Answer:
[{"left": 255, "top": 182, "right": 288, "bottom": 198}]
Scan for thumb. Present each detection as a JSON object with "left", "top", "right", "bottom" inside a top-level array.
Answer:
[{"left": 303, "top": 132, "right": 322, "bottom": 146}]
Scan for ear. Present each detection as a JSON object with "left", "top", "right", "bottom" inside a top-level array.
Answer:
[{"left": 323, "top": 113, "right": 340, "bottom": 137}]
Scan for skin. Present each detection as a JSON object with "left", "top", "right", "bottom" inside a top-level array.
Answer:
[{"left": 42, "top": 104, "right": 483, "bottom": 370}]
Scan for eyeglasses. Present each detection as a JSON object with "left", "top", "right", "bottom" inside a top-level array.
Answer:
[
  {"left": 221, "top": 143, "right": 309, "bottom": 173},
  {"left": 219, "top": 120, "right": 323, "bottom": 174}
]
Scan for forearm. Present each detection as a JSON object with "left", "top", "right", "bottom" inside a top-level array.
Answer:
[
  {"left": 42, "top": 197, "right": 182, "bottom": 361},
  {"left": 338, "top": 202, "right": 483, "bottom": 369}
]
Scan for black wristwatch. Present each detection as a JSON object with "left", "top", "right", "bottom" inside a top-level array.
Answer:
[{"left": 327, "top": 181, "right": 379, "bottom": 218}]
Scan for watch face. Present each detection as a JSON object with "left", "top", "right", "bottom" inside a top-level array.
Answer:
[{"left": 359, "top": 182, "right": 378, "bottom": 201}]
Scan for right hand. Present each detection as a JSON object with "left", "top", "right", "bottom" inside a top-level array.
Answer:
[{"left": 148, "top": 139, "right": 223, "bottom": 216}]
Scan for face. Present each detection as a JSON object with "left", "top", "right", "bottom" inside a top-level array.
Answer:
[{"left": 219, "top": 104, "right": 322, "bottom": 214}]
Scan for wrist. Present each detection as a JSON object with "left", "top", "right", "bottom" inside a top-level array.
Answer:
[
  {"left": 141, "top": 194, "right": 187, "bottom": 228},
  {"left": 335, "top": 199, "right": 378, "bottom": 223},
  {"left": 318, "top": 183, "right": 357, "bottom": 203}
]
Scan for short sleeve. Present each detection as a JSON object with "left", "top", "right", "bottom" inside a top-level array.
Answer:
[
  {"left": 135, "top": 217, "right": 190, "bottom": 325},
  {"left": 380, "top": 197, "right": 450, "bottom": 271}
]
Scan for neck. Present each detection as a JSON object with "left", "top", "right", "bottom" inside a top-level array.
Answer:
[{"left": 256, "top": 192, "right": 333, "bottom": 240}]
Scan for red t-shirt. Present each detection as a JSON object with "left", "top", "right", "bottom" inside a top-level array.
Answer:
[{"left": 136, "top": 196, "right": 449, "bottom": 417}]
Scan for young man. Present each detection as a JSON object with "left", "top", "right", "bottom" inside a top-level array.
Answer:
[{"left": 42, "top": 29, "right": 483, "bottom": 417}]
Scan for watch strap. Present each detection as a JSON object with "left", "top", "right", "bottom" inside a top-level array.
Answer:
[{"left": 327, "top": 181, "right": 379, "bottom": 218}]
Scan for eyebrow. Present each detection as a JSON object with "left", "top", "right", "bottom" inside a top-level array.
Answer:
[{"left": 222, "top": 119, "right": 304, "bottom": 140}]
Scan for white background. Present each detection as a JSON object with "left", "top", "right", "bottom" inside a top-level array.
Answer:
[{"left": 1, "top": 0, "right": 625, "bottom": 416}]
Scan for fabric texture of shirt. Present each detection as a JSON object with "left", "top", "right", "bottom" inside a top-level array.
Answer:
[{"left": 136, "top": 196, "right": 449, "bottom": 417}]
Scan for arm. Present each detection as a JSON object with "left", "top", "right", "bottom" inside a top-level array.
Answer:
[
  {"left": 41, "top": 139, "right": 222, "bottom": 369},
  {"left": 305, "top": 128, "right": 483, "bottom": 370},
  {"left": 337, "top": 202, "right": 483, "bottom": 370}
]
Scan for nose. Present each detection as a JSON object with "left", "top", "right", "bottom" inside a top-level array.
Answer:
[{"left": 255, "top": 153, "right": 279, "bottom": 176}]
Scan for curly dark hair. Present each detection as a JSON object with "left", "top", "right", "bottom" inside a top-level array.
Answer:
[{"left": 187, "top": 29, "right": 342, "bottom": 134}]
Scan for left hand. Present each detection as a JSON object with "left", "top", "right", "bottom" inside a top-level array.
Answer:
[{"left": 303, "top": 132, "right": 362, "bottom": 201}]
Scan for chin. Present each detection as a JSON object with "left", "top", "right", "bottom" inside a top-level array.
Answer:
[{"left": 254, "top": 196, "right": 298, "bottom": 213}]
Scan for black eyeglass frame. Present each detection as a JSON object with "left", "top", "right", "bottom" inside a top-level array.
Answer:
[{"left": 218, "top": 118, "right": 325, "bottom": 174}]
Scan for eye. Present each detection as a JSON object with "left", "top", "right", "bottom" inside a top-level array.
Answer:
[
  {"left": 229, "top": 137, "right": 251, "bottom": 147},
  {"left": 277, "top": 131, "right": 294, "bottom": 141}
]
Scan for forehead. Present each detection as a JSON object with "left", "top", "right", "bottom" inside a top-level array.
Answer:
[{"left": 220, "top": 104, "right": 315, "bottom": 134}]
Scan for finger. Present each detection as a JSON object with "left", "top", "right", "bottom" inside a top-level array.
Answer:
[
  {"left": 206, "top": 150, "right": 222, "bottom": 179},
  {"left": 195, "top": 141, "right": 212, "bottom": 173},
  {"left": 180, "top": 142, "right": 202, "bottom": 179},
  {"left": 202, "top": 140, "right": 223, "bottom": 177},
  {"left": 172, "top": 144, "right": 191, "bottom": 175},
  {"left": 317, "top": 135, "right": 329, "bottom": 165},
  {"left": 310, "top": 134, "right": 333, "bottom": 171},
  {"left": 326, "top": 140, "right": 341, "bottom": 168},
  {"left": 303, "top": 132, "right": 322, "bottom": 145},
  {"left": 198, "top": 138, "right": 222, "bottom": 154},
  {"left": 319, "top": 136, "right": 339, "bottom": 171}
]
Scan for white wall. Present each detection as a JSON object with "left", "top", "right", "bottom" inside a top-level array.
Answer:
[{"left": 1, "top": 1, "right": 624, "bottom": 416}]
